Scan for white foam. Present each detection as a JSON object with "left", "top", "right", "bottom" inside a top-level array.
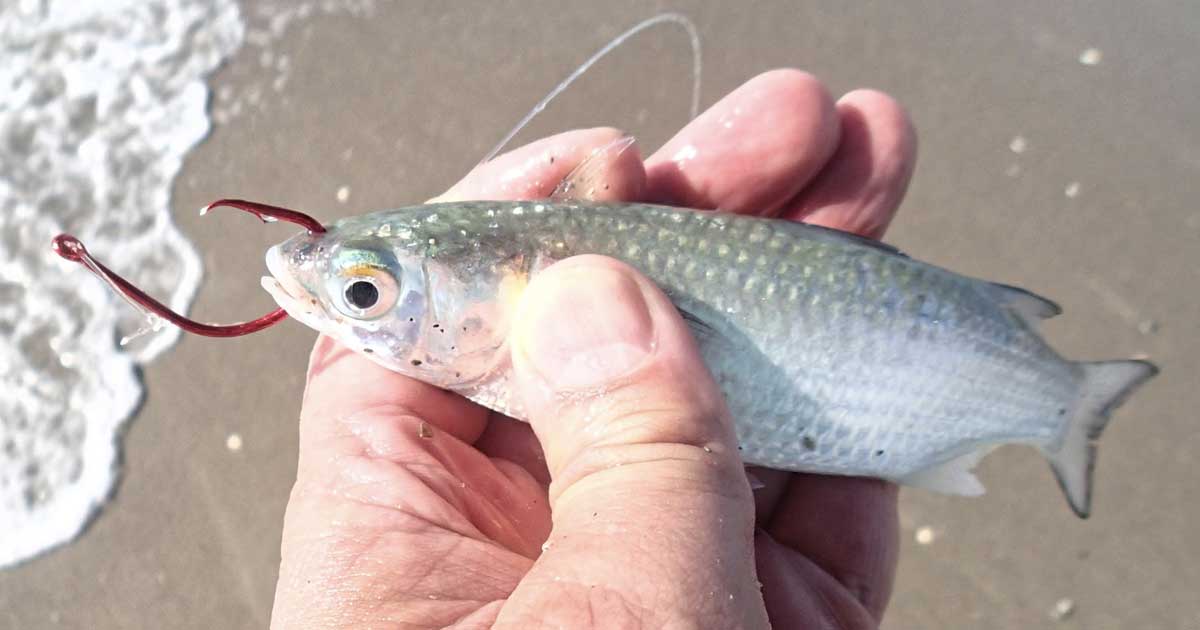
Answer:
[
  {"left": 0, "top": 0, "right": 242, "bottom": 568},
  {"left": 0, "top": 0, "right": 381, "bottom": 570}
]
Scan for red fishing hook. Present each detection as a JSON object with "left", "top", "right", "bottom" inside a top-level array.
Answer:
[{"left": 51, "top": 199, "right": 325, "bottom": 338}]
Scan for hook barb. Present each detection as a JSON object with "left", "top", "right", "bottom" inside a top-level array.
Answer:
[{"left": 51, "top": 199, "right": 324, "bottom": 338}]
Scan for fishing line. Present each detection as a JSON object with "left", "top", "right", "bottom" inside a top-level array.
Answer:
[{"left": 474, "top": 12, "right": 702, "bottom": 170}]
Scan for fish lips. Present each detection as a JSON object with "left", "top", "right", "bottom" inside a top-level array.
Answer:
[{"left": 262, "top": 244, "right": 333, "bottom": 333}]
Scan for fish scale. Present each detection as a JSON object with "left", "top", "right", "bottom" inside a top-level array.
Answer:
[
  {"left": 265, "top": 200, "right": 1158, "bottom": 516},
  {"left": 430, "top": 202, "right": 1066, "bottom": 474}
]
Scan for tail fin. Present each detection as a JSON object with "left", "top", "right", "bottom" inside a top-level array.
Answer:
[{"left": 1045, "top": 360, "right": 1159, "bottom": 518}]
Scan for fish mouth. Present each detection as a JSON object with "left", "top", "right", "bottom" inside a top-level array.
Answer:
[
  {"left": 262, "top": 244, "right": 330, "bottom": 332},
  {"left": 264, "top": 244, "right": 307, "bottom": 301}
]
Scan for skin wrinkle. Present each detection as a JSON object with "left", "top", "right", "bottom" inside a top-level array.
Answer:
[
  {"left": 502, "top": 579, "right": 654, "bottom": 630},
  {"left": 322, "top": 409, "right": 549, "bottom": 555},
  {"left": 549, "top": 442, "right": 749, "bottom": 509},
  {"left": 438, "top": 600, "right": 508, "bottom": 630},
  {"left": 332, "top": 452, "right": 529, "bottom": 551},
  {"left": 305, "top": 336, "right": 357, "bottom": 385},
  {"left": 320, "top": 528, "right": 521, "bottom": 627}
]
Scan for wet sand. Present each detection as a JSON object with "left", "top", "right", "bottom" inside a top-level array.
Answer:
[{"left": 2, "top": 2, "right": 1197, "bottom": 628}]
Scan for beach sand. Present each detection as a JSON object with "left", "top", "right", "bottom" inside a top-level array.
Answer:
[{"left": 2, "top": 2, "right": 1196, "bottom": 628}]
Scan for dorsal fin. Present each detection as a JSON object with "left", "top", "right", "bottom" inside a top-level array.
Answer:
[
  {"left": 988, "top": 282, "right": 1062, "bottom": 325},
  {"left": 784, "top": 221, "right": 908, "bottom": 258}
]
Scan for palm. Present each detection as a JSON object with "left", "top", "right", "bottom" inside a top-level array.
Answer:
[{"left": 272, "top": 70, "right": 916, "bottom": 629}]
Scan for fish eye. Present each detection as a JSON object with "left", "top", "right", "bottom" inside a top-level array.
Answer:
[
  {"left": 345, "top": 280, "right": 379, "bottom": 310},
  {"left": 326, "top": 242, "right": 402, "bottom": 320},
  {"left": 330, "top": 270, "right": 399, "bottom": 320}
]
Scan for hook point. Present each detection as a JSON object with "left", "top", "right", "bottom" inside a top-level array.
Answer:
[{"left": 202, "top": 198, "right": 325, "bottom": 233}]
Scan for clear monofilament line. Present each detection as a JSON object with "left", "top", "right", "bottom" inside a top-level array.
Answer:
[{"left": 475, "top": 13, "right": 702, "bottom": 170}]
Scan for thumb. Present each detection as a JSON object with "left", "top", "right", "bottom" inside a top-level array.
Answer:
[{"left": 495, "top": 255, "right": 768, "bottom": 629}]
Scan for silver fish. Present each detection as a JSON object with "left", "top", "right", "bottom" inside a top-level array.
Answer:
[{"left": 262, "top": 200, "right": 1157, "bottom": 518}]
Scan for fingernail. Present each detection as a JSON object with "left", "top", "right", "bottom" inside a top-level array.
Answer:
[{"left": 514, "top": 263, "right": 656, "bottom": 390}]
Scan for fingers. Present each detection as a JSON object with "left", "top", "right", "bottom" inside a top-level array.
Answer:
[
  {"left": 272, "top": 407, "right": 547, "bottom": 629},
  {"left": 782, "top": 89, "right": 917, "bottom": 239},
  {"left": 755, "top": 531, "right": 880, "bottom": 630},
  {"left": 644, "top": 69, "right": 839, "bottom": 214},
  {"left": 436, "top": 127, "right": 645, "bottom": 203},
  {"left": 766, "top": 476, "right": 899, "bottom": 620},
  {"left": 494, "top": 256, "right": 768, "bottom": 629}
]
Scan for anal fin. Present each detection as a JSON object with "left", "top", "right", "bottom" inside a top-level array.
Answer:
[{"left": 899, "top": 447, "right": 996, "bottom": 496}]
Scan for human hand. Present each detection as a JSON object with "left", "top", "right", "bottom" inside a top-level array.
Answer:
[{"left": 270, "top": 69, "right": 917, "bottom": 629}]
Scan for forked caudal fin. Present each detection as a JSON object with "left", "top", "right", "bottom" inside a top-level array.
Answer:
[{"left": 1044, "top": 360, "right": 1159, "bottom": 518}]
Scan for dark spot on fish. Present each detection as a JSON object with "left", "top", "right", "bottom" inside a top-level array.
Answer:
[
  {"left": 603, "top": 184, "right": 610, "bottom": 190},
  {"left": 410, "top": 359, "right": 422, "bottom": 366},
  {"left": 454, "top": 371, "right": 461, "bottom": 378},
  {"left": 408, "top": 317, "right": 415, "bottom": 322},
  {"left": 737, "top": 445, "right": 743, "bottom": 451},
  {"left": 1059, "top": 408, "right": 1067, "bottom": 416},
  {"left": 450, "top": 346, "right": 456, "bottom": 350},
  {"left": 432, "top": 323, "right": 439, "bottom": 328},
  {"left": 363, "top": 348, "right": 373, "bottom": 354},
  {"left": 875, "top": 449, "right": 884, "bottom": 456},
  {"left": 417, "top": 422, "right": 434, "bottom": 439},
  {"left": 549, "top": 155, "right": 555, "bottom": 164},
  {"left": 802, "top": 436, "right": 817, "bottom": 451}
]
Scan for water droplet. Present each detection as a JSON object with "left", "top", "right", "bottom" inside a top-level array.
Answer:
[
  {"left": 915, "top": 525, "right": 936, "bottom": 545},
  {"left": 225, "top": 433, "right": 243, "bottom": 452},
  {"left": 672, "top": 144, "right": 698, "bottom": 164},
  {"left": 336, "top": 186, "right": 350, "bottom": 203},
  {"left": 1009, "top": 136, "right": 1028, "bottom": 154},
  {"left": 1064, "top": 181, "right": 1081, "bottom": 198}
]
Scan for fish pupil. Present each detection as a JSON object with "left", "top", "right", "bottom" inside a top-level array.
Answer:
[{"left": 345, "top": 280, "right": 379, "bottom": 310}]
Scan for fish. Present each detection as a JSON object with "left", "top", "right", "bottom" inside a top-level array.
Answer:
[{"left": 260, "top": 199, "right": 1158, "bottom": 518}]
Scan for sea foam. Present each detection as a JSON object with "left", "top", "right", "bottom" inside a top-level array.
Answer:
[{"left": 0, "top": 0, "right": 241, "bottom": 568}]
